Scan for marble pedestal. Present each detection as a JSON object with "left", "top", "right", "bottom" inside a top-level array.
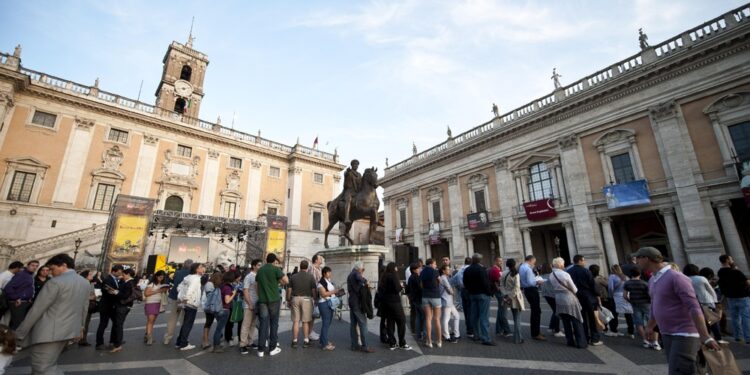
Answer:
[{"left": 320, "top": 244, "right": 388, "bottom": 306}]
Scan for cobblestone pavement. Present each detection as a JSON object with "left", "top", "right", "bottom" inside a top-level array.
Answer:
[{"left": 7, "top": 303, "right": 750, "bottom": 374}]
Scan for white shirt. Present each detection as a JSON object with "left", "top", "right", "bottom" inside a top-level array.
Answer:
[
  {"left": 317, "top": 278, "right": 335, "bottom": 304},
  {"left": 405, "top": 267, "right": 411, "bottom": 281},
  {"left": 243, "top": 271, "right": 258, "bottom": 308},
  {"left": 0, "top": 271, "right": 14, "bottom": 289}
]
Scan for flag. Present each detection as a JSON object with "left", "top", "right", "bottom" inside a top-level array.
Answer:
[{"left": 313, "top": 136, "right": 318, "bottom": 149}]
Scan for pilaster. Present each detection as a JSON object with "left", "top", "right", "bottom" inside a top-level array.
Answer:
[
  {"left": 52, "top": 117, "right": 96, "bottom": 206},
  {"left": 447, "top": 174, "right": 466, "bottom": 260}
]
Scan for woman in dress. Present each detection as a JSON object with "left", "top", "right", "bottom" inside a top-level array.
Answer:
[
  {"left": 607, "top": 264, "right": 634, "bottom": 338},
  {"left": 549, "top": 257, "right": 587, "bottom": 348},
  {"left": 502, "top": 258, "right": 525, "bottom": 344},
  {"left": 143, "top": 270, "right": 168, "bottom": 345}
]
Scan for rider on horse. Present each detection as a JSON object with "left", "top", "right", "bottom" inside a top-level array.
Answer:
[{"left": 342, "top": 159, "right": 361, "bottom": 224}]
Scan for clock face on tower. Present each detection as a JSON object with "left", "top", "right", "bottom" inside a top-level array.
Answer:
[{"left": 174, "top": 79, "right": 194, "bottom": 97}]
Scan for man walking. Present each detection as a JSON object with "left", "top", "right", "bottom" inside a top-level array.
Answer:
[
  {"left": 568, "top": 255, "right": 602, "bottom": 345},
  {"left": 634, "top": 247, "right": 719, "bottom": 373},
  {"left": 4, "top": 259, "right": 39, "bottom": 330},
  {"left": 520, "top": 255, "right": 545, "bottom": 341},
  {"left": 718, "top": 254, "right": 750, "bottom": 343},
  {"left": 175, "top": 262, "right": 205, "bottom": 351},
  {"left": 163, "top": 259, "right": 193, "bottom": 345},
  {"left": 15, "top": 254, "right": 90, "bottom": 375},
  {"left": 463, "top": 253, "right": 495, "bottom": 346},
  {"left": 308, "top": 254, "right": 324, "bottom": 341},
  {"left": 348, "top": 261, "right": 375, "bottom": 353},
  {"left": 239, "top": 259, "right": 261, "bottom": 354},
  {"left": 287, "top": 260, "right": 317, "bottom": 348},
  {"left": 96, "top": 264, "right": 124, "bottom": 350},
  {"left": 256, "top": 253, "right": 288, "bottom": 357}
]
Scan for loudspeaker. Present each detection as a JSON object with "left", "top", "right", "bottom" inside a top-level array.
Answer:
[{"left": 146, "top": 255, "right": 158, "bottom": 275}]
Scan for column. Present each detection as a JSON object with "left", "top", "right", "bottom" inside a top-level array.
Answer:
[
  {"left": 447, "top": 175, "right": 467, "bottom": 260},
  {"left": 522, "top": 228, "right": 533, "bottom": 258},
  {"left": 514, "top": 175, "right": 524, "bottom": 207},
  {"left": 0, "top": 92, "right": 15, "bottom": 150},
  {"left": 287, "top": 166, "right": 303, "bottom": 229},
  {"left": 556, "top": 164, "right": 567, "bottom": 205},
  {"left": 52, "top": 118, "right": 95, "bottom": 205},
  {"left": 659, "top": 207, "right": 686, "bottom": 267},
  {"left": 466, "top": 236, "right": 475, "bottom": 255},
  {"left": 130, "top": 134, "right": 159, "bottom": 197},
  {"left": 245, "top": 160, "right": 262, "bottom": 218},
  {"left": 496, "top": 232, "right": 505, "bottom": 258},
  {"left": 563, "top": 221, "right": 577, "bottom": 257},
  {"left": 494, "top": 158, "right": 523, "bottom": 260},
  {"left": 599, "top": 217, "right": 619, "bottom": 269},
  {"left": 411, "top": 188, "right": 424, "bottom": 260},
  {"left": 714, "top": 201, "right": 750, "bottom": 274},
  {"left": 198, "top": 150, "right": 220, "bottom": 215},
  {"left": 520, "top": 172, "right": 530, "bottom": 203}
]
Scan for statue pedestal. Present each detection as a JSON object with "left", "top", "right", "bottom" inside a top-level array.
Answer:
[{"left": 320, "top": 245, "right": 387, "bottom": 300}]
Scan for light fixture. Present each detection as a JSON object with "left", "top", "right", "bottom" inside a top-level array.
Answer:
[
  {"left": 176, "top": 221, "right": 183, "bottom": 229},
  {"left": 73, "top": 238, "right": 82, "bottom": 263},
  {"left": 162, "top": 233, "right": 168, "bottom": 239},
  {"left": 228, "top": 237, "right": 234, "bottom": 243},
  {"left": 219, "top": 237, "right": 225, "bottom": 243}
]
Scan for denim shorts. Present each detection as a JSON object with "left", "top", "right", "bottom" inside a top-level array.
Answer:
[
  {"left": 422, "top": 298, "right": 442, "bottom": 308},
  {"left": 632, "top": 304, "right": 650, "bottom": 327}
]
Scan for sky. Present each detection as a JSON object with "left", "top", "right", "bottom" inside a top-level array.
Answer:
[{"left": 0, "top": 0, "right": 746, "bottom": 180}]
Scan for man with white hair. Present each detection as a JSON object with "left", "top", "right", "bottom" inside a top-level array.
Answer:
[{"left": 347, "top": 261, "right": 375, "bottom": 353}]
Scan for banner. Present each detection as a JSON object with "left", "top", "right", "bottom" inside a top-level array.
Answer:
[
  {"left": 109, "top": 215, "right": 148, "bottom": 259},
  {"left": 394, "top": 228, "right": 403, "bottom": 243},
  {"left": 168, "top": 236, "right": 209, "bottom": 264},
  {"left": 265, "top": 215, "right": 288, "bottom": 263},
  {"left": 603, "top": 180, "right": 651, "bottom": 209},
  {"left": 428, "top": 223, "right": 441, "bottom": 245},
  {"left": 467, "top": 212, "right": 489, "bottom": 230},
  {"left": 100, "top": 195, "right": 155, "bottom": 273},
  {"left": 523, "top": 199, "right": 557, "bottom": 221}
]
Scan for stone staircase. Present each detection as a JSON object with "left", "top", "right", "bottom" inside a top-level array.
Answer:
[{"left": 12, "top": 224, "right": 107, "bottom": 266}]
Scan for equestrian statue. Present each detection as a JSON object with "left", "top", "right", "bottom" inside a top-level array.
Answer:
[{"left": 324, "top": 159, "right": 380, "bottom": 248}]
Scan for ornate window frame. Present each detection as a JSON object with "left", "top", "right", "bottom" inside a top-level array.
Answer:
[
  {"left": 220, "top": 170, "right": 243, "bottom": 218},
  {"left": 1, "top": 156, "right": 50, "bottom": 204},
  {"left": 26, "top": 107, "right": 61, "bottom": 132},
  {"left": 308, "top": 202, "right": 325, "bottom": 231},
  {"left": 509, "top": 153, "right": 566, "bottom": 206},
  {"left": 703, "top": 92, "right": 750, "bottom": 176},
  {"left": 593, "top": 128, "right": 645, "bottom": 185},
  {"left": 425, "top": 186, "right": 444, "bottom": 224},
  {"left": 86, "top": 145, "right": 127, "bottom": 210},
  {"left": 466, "top": 173, "right": 489, "bottom": 213},
  {"left": 396, "top": 197, "right": 409, "bottom": 229},
  {"left": 263, "top": 198, "right": 282, "bottom": 216}
]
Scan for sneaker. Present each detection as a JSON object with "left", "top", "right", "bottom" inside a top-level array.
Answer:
[
  {"left": 652, "top": 343, "right": 662, "bottom": 351},
  {"left": 604, "top": 331, "right": 618, "bottom": 337},
  {"left": 449, "top": 338, "right": 459, "bottom": 344},
  {"left": 257, "top": 350, "right": 265, "bottom": 358},
  {"left": 180, "top": 344, "right": 196, "bottom": 351},
  {"left": 399, "top": 344, "right": 412, "bottom": 350},
  {"left": 303, "top": 340, "right": 311, "bottom": 348},
  {"left": 389, "top": 344, "right": 398, "bottom": 351},
  {"left": 251, "top": 343, "right": 258, "bottom": 349},
  {"left": 642, "top": 340, "right": 651, "bottom": 348},
  {"left": 240, "top": 346, "right": 249, "bottom": 355},
  {"left": 629, "top": 334, "right": 635, "bottom": 339},
  {"left": 590, "top": 341, "right": 603, "bottom": 346},
  {"left": 718, "top": 339, "right": 729, "bottom": 344},
  {"left": 270, "top": 346, "right": 282, "bottom": 356},
  {"left": 291, "top": 341, "right": 298, "bottom": 348},
  {"left": 503, "top": 333, "right": 513, "bottom": 338},
  {"left": 554, "top": 332, "right": 565, "bottom": 338}
]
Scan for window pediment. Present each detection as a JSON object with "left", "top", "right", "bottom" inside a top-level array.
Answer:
[
  {"left": 91, "top": 168, "right": 126, "bottom": 181},
  {"left": 309, "top": 202, "right": 325, "bottom": 210},
  {"left": 5, "top": 156, "right": 49, "bottom": 170},
  {"left": 466, "top": 173, "right": 488, "bottom": 190},
  {"left": 426, "top": 186, "right": 442, "bottom": 201},
  {"left": 593, "top": 129, "right": 636, "bottom": 148},
  {"left": 509, "top": 153, "right": 558, "bottom": 172},
  {"left": 704, "top": 92, "right": 749, "bottom": 115}
]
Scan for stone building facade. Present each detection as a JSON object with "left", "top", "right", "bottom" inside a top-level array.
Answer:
[
  {"left": 381, "top": 5, "right": 750, "bottom": 274},
  {"left": 0, "top": 39, "right": 344, "bottom": 268}
]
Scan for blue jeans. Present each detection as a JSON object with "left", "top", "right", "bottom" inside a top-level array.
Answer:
[
  {"left": 469, "top": 294, "right": 490, "bottom": 343},
  {"left": 727, "top": 297, "right": 750, "bottom": 341},
  {"left": 350, "top": 309, "right": 369, "bottom": 349},
  {"left": 319, "top": 300, "right": 333, "bottom": 347},
  {"left": 494, "top": 292, "right": 511, "bottom": 334},
  {"left": 410, "top": 300, "right": 425, "bottom": 338},
  {"left": 213, "top": 309, "right": 230, "bottom": 346},
  {"left": 176, "top": 306, "right": 197, "bottom": 348},
  {"left": 461, "top": 288, "right": 473, "bottom": 335},
  {"left": 258, "top": 301, "right": 281, "bottom": 352},
  {"left": 511, "top": 308, "right": 523, "bottom": 344},
  {"left": 560, "top": 313, "right": 587, "bottom": 348}
]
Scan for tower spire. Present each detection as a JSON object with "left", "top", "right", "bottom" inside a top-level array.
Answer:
[{"left": 187, "top": 16, "right": 195, "bottom": 47}]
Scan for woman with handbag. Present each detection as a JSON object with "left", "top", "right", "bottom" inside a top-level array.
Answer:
[
  {"left": 223, "top": 271, "right": 244, "bottom": 348},
  {"left": 608, "top": 264, "right": 634, "bottom": 338},
  {"left": 549, "top": 258, "right": 587, "bottom": 349},
  {"left": 211, "top": 271, "right": 238, "bottom": 353},
  {"left": 685, "top": 264, "right": 726, "bottom": 344},
  {"left": 317, "top": 266, "right": 339, "bottom": 350},
  {"left": 143, "top": 270, "right": 169, "bottom": 345},
  {"left": 502, "top": 259, "right": 525, "bottom": 344},
  {"left": 379, "top": 262, "right": 412, "bottom": 351},
  {"left": 201, "top": 271, "right": 223, "bottom": 349}
]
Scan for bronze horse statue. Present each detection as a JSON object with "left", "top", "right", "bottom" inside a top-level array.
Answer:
[{"left": 324, "top": 167, "right": 380, "bottom": 248}]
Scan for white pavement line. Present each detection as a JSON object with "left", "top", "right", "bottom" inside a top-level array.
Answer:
[
  {"left": 429, "top": 355, "right": 616, "bottom": 373},
  {"left": 587, "top": 344, "right": 660, "bottom": 375},
  {"left": 6, "top": 359, "right": 209, "bottom": 375},
  {"left": 341, "top": 313, "right": 424, "bottom": 355},
  {"left": 361, "top": 355, "right": 431, "bottom": 375}
]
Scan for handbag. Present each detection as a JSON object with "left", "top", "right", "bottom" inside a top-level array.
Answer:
[
  {"left": 701, "top": 304, "right": 721, "bottom": 326},
  {"left": 159, "top": 292, "right": 168, "bottom": 313},
  {"left": 329, "top": 295, "right": 341, "bottom": 310},
  {"left": 593, "top": 309, "right": 606, "bottom": 331},
  {"left": 230, "top": 299, "right": 244, "bottom": 323},
  {"left": 599, "top": 306, "right": 614, "bottom": 324},
  {"left": 699, "top": 342, "right": 741, "bottom": 375}
]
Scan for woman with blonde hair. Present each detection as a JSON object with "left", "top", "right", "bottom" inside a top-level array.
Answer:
[
  {"left": 607, "top": 264, "right": 634, "bottom": 338},
  {"left": 549, "top": 257, "right": 587, "bottom": 348}
]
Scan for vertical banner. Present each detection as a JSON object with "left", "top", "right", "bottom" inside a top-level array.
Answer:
[
  {"left": 265, "top": 215, "right": 288, "bottom": 263},
  {"left": 100, "top": 195, "right": 155, "bottom": 273}
]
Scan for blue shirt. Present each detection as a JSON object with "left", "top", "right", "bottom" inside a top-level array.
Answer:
[{"left": 519, "top": 263, "right": 537, "bottom": 288}]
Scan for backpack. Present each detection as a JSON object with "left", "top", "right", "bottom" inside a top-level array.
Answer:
[
  {"left": 121, "top": 281, "right": 143, "bottom": 305},
  {"left": 203, "top": 285, "right": 224, "bottom": 314}
]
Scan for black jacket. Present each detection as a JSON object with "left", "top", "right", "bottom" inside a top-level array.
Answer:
[
  {"left": 117, "top": 279, "right": 135, "bottom": 308},
  {"left": 101, "top": 274, "right": 121, "bottom": 309},
  {"left": 567, "top": 265, "right": 599, "bottom": 307},
  {"left": 360, "top": 285, "right": 374, "bottom": 319},
  {"left": 405, "top": 273, "right": 422, "bottom": 304},
  {"left": 463, "top": 263, "right": 492, "bottom": 296}
]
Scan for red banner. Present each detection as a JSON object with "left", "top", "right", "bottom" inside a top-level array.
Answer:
[
  {"left": 523, "top": 199, "right": 557, "bottom": 221},
  {"left": 743, "top": 187, "right": 750, "bottom": 208}
]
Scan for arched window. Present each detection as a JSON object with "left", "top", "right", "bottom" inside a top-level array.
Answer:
[
  {"left": 528, "top": 162, "right": 554, "bottom": 201},
  {"left": 174, "top": 98, "right": 186, "bottom": 114},
  {"left": 180, "top": 65, "right": 192, "bottom": 81},
  {"left": 164, "top": 195, "right": 184, "bottom": 212}
]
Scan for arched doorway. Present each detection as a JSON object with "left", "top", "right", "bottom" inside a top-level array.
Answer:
[{"left": 164, "top": 195, "right": 184, "bottom": 212}]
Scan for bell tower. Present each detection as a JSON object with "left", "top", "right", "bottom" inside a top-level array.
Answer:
[{"left": 155, "top": 33, "right": 209, "bottom": 119}]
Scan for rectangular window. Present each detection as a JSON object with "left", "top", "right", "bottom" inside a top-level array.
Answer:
[
  {"left": 31, "top": 110, "right": 57, "bottom": 128},
  {"left": 107, "top": 128, "right": 129, "bottom": 144},
  {"left": 399, "top": 208, "right": 407, "bottom": 228},
  {"left": 432, "top": 201, "right": 441, "bottom": 223},
  {"left": 313, "top": 173, "right": 324, "bottom": 184},
  {"left": 528, "top": 163, "right": 554, "bottom": 201},
  {"left": 224, "top": 201, "right": 237, "bottom": 218},
  {"left": 729, "top": 122, "right": 750, "bottom": 163},
  {"left": 230, "top": 157, "right": 242, "bottom": 169},
  {"left": 176, "top": 145, "right": 192, "bottom": 158},
  {"left": 267, "top": 207, "right": 278, "bottom": 216},
  {"left": 7, "top": 171, "right": 35, "bottom": 202},
  {"left": 312, "top": 211, "right": 322, "bottom": 231},
  {"left": 92, "top": 183, "right": 116, "bottom": 211},
  {"left": 474, "top": 189, "right": 487, "bottom": 212},
  {"left": 269, "top": 166, "right": 280, "bottom": 178},
  {"left": 611, "top": 153, "right": 636, "bottom": 184}
]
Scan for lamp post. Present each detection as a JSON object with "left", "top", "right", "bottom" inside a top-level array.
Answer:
[{"left": 74, "top": 237, "right": 82, "bottom": 264}]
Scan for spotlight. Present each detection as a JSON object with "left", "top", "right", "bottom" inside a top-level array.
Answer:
[
  {"left": 148, "top": 231, "right": 154, "bottom": 237},
  {"left": 200, "top": 224, "right": 206, "bottom": 231},
  {"left": 228, "top": 237, "right": 234, "bottom": 243},
  {"left": 176, "top": 221, "right": 183, "bottom": 229},
  {"left": 161, "top": 233, "right": 168, "bottom": 239},
  {"left": 219, "top": 237, "right": 225, "bottom": 243}
]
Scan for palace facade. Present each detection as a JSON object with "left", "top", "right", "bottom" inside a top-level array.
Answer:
[
  {"left": 381, "top": 5, "right": 750, "bottom": 274},
  {"left": 0, "top": 38, "right": 344, "bottom": 268}
]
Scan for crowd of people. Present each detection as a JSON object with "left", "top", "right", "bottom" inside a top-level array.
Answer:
[{"left": 0, "top": 247, "right": 746, "bottom": 374}]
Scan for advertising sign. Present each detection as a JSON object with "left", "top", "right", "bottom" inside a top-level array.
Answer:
[
  {"left": 467, "top": 212, "right": 490, "bottom": 230},
  {"left": 100, "top": 195, "right": 155, "bottom": 272},
  {"left": 428, "top": 223, "right": 441, "bottom": 245},
  {"left": 265, "top": 215, "right": 288, "bottom": 263},
  {"left": 603, "top": 180, "right": 651, "bottom": 209},
  {"left": 168, "top": 236, "right": 210, "bottom": 264},
  {"left": 523, "top": 199, "right": 558, "bottom": 221}
]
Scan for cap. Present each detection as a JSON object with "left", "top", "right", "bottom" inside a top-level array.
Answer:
[{"left": 632, "top": 247, "right": 663, "bottom": 262}]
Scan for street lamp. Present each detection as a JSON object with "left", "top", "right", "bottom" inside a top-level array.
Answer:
[{"left": 74, "top": 238, "right": 82, "bottom": 264}]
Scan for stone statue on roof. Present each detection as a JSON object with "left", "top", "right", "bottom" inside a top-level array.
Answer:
[
  {"left": 492, "top": 103, "right": 500, "bottom": 117},
  {"left": 551, "top": 68, "right": 562, "bottom": 90},
  {"left": 639, "top": 28, "right": 650, "bottom": 50},
  {"left": 412, "top": 142, "right": 417, "bottom": 155},
  {"left": 13, "top": 44, "right": 21, "bottom": 58}
]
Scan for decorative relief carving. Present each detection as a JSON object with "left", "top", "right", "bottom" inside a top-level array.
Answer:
[
  {"left": 0, "top": 93, "right": 13, "bottom": 108},
  {"left": 251, "top": 159, "right": 262, "bottom": 169},
  {"left": 467, "top": 173, "right": 488, "bottom": 188},
  {"left": 426, "top": 186, "right": 442, "bottom": 200},
  {"left": 703, "top": 92, "right": 749, "bottom": 114},
  {"left": 411, "top": 188, "right": 420, "bottom": 197},
  {"left": 593, "top": 129, "right": 636, "bottom": 147},
  {"left": 649, "top": 101, "right": 677, "bottom": 121},
  {"left": 333, "top": 175, "right": 341, "bottom": 183},
  {"left": 382, "top": 196, "right": 391, "bottom": 205},
  {"left": 143, "top": 133, "right": 159, "bottom": 145},
  {"left": 396, "top": 197, "right": 409, "bottom": 208},
  {"left": 74, "top": 117, "right": 95, "bottom": 130},
  {"left": 207, "top": 149, "right": 220, "bottom": 159},
  {"left": 293, "top": 167, "right": 303, "bottom": 175},
  {"left": 557, "top": 133, "right": 579, "bottom": 150},
  {"left": 102, "top": 145, "right": 124, "bottom": 171},
  {"left": 494, "top": 157, "right": 508, "bottom": 171},
  {"left": 225, "top": 170, "right": 242, "bottom": 192},
  {"left": 159, "top": 149, "right": 200, "bottom": 188},
  {"left": 447, "top": 175, "right": 458, "bottom": 186}
]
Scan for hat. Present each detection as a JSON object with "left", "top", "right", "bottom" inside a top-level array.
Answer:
[{"left": 632, "top": 247, "right": 663, "bottom": 261}]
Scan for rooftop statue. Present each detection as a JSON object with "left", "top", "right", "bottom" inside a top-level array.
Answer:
[
  {"left": 551, "top": 68, "right": 562, "bottom": 90},
  {"left": 639, "top": 28, "right": 650, "bottom": 50},
  {"left": 492, "top": 103, "right": 500, "bottom": 117},
  {"left": 325, "top": 159, "right": 380, "bottom": 248}
]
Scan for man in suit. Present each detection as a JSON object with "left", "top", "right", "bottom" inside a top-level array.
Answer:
[
  {"left": 15, "top": 253, "right": 90, "bottom": 375},
  {"left": 96, "top": 264, "right": 124, "bottom": 350},
  {"left": 567, "top": 254, "right": 602, "bottom": 346}
]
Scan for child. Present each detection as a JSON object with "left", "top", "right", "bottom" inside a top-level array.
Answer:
[
  {"left": 0, "top": 324, "right": 15, "bottom": 374},
  {"left": 624, "top": 269, "right": 661, "bottom": 350}
]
